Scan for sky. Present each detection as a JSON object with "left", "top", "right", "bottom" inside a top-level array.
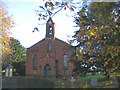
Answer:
[{"left": 3, "top": 0, "right": 79, "bottom": 48}]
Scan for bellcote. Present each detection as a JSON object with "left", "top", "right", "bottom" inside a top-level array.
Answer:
[{"left": 46, "top": 17, "right": 55, "bottom": 39}]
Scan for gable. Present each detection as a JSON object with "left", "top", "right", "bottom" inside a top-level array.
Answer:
[
  {"left": 54, "top": 38, "right": 76, "bottom": 50},
  {"left": 27, "top": 38, "right": 45, "bottom": 51}
]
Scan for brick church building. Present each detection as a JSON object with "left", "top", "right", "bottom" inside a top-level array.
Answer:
[{"left": 26, "top": 17, "right": 76, "bottom": 78}]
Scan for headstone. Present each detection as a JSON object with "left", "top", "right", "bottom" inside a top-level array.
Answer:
[
  {"left": 70, "top": 76, "right": 75, "bottom": 88},
  {"left": 91, "top": 78, "right": 98, "bottom": 86}
]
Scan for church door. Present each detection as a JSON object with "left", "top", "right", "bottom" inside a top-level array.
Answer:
[{"left": 44, "top": 64, "right": 51, "bottom": 78}]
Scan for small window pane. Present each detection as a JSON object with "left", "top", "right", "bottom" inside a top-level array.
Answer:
[{"left": 49, "top": 27, "right": 52, "bottom": 34}]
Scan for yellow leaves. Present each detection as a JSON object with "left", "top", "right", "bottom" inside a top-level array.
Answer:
[
  {"left": 101, "top": 25, "right": 104, "bottom": 29},
  {"left": 92, "top": 50, "right": 95, "bottom": 53},
  {"left": 90, "top": 32, "right": 95, "bottom": 36},
  {"left": 116, "top": 25, "right": 118, "bottom": 28},
  {"left": 1, "top": 2, "right": 14, "bottom": 62},
  {"left": 105, "top": 62, "right": 108, "bottom": 65},
  {"left": 92, "top": 28, "right": 95, "bottom": 31},
  {"left": 7, "top": 17, "right": 11, "bottom": 25},
  {"left": 80, "top": 50, "right": 82, "bottom": 54},
  {"left": 79, "top": 21, "right": 82, "bottom": 26},
  {"left": 51, "top": 6, "right": 54, "bottom": 10},
  {"left": 95, "top": 27, "right": 98, "bottom": 30},
  {"left": 104, "top": 61, "right": 108, "bottom": 67},
  {"left": 111, "top": 53, "right": 114, "bottom": 58}
]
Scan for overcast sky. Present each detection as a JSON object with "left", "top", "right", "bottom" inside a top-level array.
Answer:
[{"left": 3, "top": 0, "right": 79, "bottom": 48}]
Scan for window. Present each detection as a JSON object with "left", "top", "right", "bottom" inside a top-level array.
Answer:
[
  {"left": 63, "top": 54, "right": 68, "bottom": 68},
  {"left": 49, "top": 27, "right": 52, "bottom": 35},
  {"left": 48, "top": 42, "right": 52, "bottom": 52},
  {"left": 33, "top": 55, "right": 38, "bottom": 70}
]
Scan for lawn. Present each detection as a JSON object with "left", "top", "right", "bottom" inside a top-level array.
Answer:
[{"left": 79, "top": 72, "right": 104, "bottom": 80}]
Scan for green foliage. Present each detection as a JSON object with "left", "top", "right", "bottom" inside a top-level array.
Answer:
[
  {"left": 10, "top": 37, "right": 26, "bottom": 76},
  {"left": 10, "top": 37, "right": 26, "bottom": 63},
  {"left": 72, "top": 2, "right": 120, "bottom": 79},
  {"left": 12, "top": 61, "right": 26, "bottom": 76}
]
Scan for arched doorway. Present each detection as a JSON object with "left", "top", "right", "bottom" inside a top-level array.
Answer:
[{"left": 44, "top": 64, "right": 51, "bottom": 78}]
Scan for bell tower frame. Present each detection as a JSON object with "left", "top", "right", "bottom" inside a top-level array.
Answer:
[{"left": 46, "top": 17, "right": 55, "bottom": 39}]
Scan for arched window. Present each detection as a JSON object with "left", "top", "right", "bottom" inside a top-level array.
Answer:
[
  {"left": 63, "top": 54, "right": 68, "bottom": 68},
  {"left": 49, "top": 26, "right": 52, "bottom": 35},
  {"left": 48, "top": 42, "right": 52, "bottom": 53},
  {"left": 33, "top": 55, "right": 38, "bottom": 70}
]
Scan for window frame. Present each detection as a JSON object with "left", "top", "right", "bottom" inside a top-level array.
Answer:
[
  {"left": 63, "top": 54, "right": 68, "bottom": 68},
  {"left": 33, "top": 55, "right": 38, "bottom": 70},
  {"left": 49, "top": 26, "right": 53, "bottom": 35},
  {"left": 48, "top": 42, "right": 52, "bottom": 53}
]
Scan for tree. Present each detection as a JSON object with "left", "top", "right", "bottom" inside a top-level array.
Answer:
[
  {"left": 72, "top": 2, "right": 120, "bottom": 79},
  {"left": 0, "top": 2, "right": 14, "bottom": 70},
  {"left": 9, "top": 38, "right": 26, "bottom": 63},
  {"left": 2, "top": 37, "right": 26, "bottom": 76},
  {"left": 35, "top": 0, "right": 85, "bottom": 24},
  {"left": 10, "top": 37, "right": 26, "bottom": 76}
]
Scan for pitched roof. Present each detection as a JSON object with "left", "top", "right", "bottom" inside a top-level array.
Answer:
[{"left": 27, "top": 37, "right": 75, "bottom": 50}]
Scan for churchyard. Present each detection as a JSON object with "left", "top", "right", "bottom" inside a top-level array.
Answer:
[
  {"left": 52, "top": 72, "right": 119, "bottom": 88},
  {"left": 2, "top": 72, "right": 119, "bottom": 88}
]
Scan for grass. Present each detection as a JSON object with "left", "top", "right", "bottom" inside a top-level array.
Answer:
[{"left": 79, "top": 72, "right": 104, "bottom": 80}]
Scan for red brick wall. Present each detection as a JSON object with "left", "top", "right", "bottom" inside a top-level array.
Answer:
[{"left": 26, "top": 38, "right": 76, "bottom": 78}]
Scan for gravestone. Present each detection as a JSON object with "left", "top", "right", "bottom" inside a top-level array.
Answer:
[
  {"left": 70, "top": 76, "right": 75, "bottom": 88},
  {"left": 91, "top": 78, "right": 98, "bottom": 86}
]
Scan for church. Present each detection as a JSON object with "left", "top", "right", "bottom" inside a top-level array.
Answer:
[{"left": 25, "top": 17, "right": 76, "bottom": 78}]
